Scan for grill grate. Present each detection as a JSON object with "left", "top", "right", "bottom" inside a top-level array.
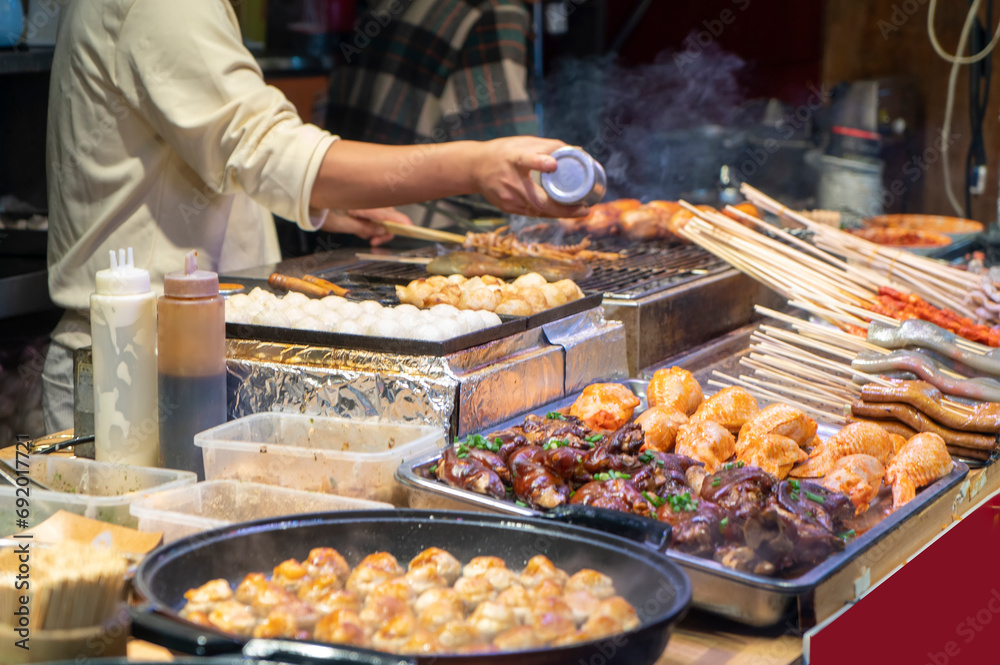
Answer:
[{"left": 330, "top": 242, "right": 729, "bottom": 300}]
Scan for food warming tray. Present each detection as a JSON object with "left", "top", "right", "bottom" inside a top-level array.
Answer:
[
  {"left": 396, "top": 381, "right": 971, "bottom": 628},
  {"left": 131, "top": 509, "right": 692, "bottom": 665}
]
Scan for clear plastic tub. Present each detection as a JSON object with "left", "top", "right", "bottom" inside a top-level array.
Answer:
[
  {"left": 0, "top": 456, "right": 196, "bottom": 534},
  {"left": 130, "top": 480, "right": 393, "bottom": 543},
  {"left": 194, "top": 413, "right": 446, "bottom": 505}
]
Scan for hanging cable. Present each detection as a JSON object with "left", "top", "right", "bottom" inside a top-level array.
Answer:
[
  {"left": 929, "top": 0, "right": 1000, "bottom": 63},
  {"left": 966, "top": 0, "right": 993, "bottom": 216},
  {"left": 938, "top": 0, "right": 987, "bottom": 216}
]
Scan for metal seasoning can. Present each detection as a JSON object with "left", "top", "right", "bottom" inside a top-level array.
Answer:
[{"left": 541, "top": 146, "right": 607, "bottom": 206}]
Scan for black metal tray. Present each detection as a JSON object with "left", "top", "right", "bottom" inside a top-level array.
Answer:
[{"left": 396, "top": 380, "right": 971, "bottom": 627}]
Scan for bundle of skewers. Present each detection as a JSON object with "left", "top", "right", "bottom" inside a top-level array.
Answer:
[{"left": 668, "top": 185, "right": 999, "bottom": 462}]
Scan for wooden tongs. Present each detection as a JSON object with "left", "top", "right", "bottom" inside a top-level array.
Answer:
[{"left": 268, "top": 273, "right": 350, "bottom": 298}]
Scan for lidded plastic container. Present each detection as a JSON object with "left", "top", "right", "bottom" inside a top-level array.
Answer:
[
  {"left": 157, "top": 251, "right": 226, "bottom": 479},
  {"left": 90, "top": 247, "right": 159, "bottom": 466},
  {"left": 541, "top": 146, "right": 607, "bottom": 206}
]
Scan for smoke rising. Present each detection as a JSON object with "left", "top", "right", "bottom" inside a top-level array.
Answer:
[{"left": 541, "top": 44, "right": 747, "bottom": 202}]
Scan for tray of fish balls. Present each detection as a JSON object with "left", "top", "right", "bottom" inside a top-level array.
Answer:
[
  {"left": 397, "top": 370, "right": 969, "bottom": 626},
  {"left": 224, "top": 272, "right": 600, "bottom": 356}
]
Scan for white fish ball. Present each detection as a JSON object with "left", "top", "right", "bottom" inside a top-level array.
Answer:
[
  {"left": 302, "top": 300, "right": 325, "bottom": 317},
  {"left": 436, "top": 318, "right": 463, "bottom": 339},
  {"left": 284, "top": 309, "right": 307, "bottom": 325},
  {"left": 359, "top": 300, "right": 385, "bottom": 315},
  {"left": 337, "top": 302, "right": 364, "bottom": 319},
  {"left": 456, "top": 310, "right": 483, "bottom": 333},
  {"left": 392, "top": 303, "right": 422, "bottom": 319},
  {"left": 247, "top": 287, "right": 273, "bottom": 304},
  {"left": 368, "top": 317, "right": 405, "bottom": 338},
  {"left": 253, "top": 310, "right": 291, "bottom": 328},
  {"left": 319, "top": 310, "right": 342, "bottom": 329},
  {"left": 225, "top": 306, "right": 253, "bottom": 325},
  {"left": 429, "top": 304, "right": 460, "bottom": 319},
  {"left": 336, "top": 319, "right": 365, "bottom": 335},
  {"left": 476, "top": 311, "right": 502, "bottom": 328},
  {"left": 411, "top": 324, "right": 447, "bottom": 341},
  {"left": 282, "top": 292, "right": 310, "bottom": 306},
  {"left": 292, "top": 317, "right": 321, "bottom": 330},
  {"left": 321, "top": 295, "right": 348, "bottom": 309}
]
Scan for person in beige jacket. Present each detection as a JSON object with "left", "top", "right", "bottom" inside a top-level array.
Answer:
[{"left": 43, "top": 0, "right": 584, "bottom": 433}]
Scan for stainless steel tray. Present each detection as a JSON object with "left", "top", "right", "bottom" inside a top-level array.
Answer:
[{"left": 395, "top": 380, "right": 970, "bottom": 628}]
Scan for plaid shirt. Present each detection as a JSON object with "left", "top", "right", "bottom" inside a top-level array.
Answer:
[{"left": 326, "top": 0, "right": 539, "bottom": 144}]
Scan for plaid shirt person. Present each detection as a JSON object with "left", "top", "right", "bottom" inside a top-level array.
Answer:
[{"left": 327, "top": 0, "right": 539, "bottom": 144}]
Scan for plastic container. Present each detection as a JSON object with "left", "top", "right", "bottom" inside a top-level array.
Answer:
[
  {"left": 194, "top": 413, "right": 446, "bottom": 505},
  {"left": 0, "top": 456, "right": 196, "bottom": 533},
  {"left": 90, "top": 247, "right": 159, "bottom": 467},
  {"left": 130, "top": 480, "right": 393, "bottom": 543},
  {"left": 158, "top": 251, "right": 226, "bottom": 479}
]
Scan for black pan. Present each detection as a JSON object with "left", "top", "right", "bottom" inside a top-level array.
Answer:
[{"left": 132, "top": 509, "right": 691, "bottom": 665}]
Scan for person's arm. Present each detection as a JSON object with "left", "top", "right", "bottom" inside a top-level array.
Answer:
[{"left": 310, "top": 136, "right": 585, "bottom": 218}]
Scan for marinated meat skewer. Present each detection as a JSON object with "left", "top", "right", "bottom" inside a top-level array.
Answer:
[
  {"left": 820, "top": 454, "right": 885, "bottom": 514},
  {"left": 851, "top": 350, "right": 1000, "bottom": 402},
  {"left": 791, "top": 421, "right": 895, "bottom": 478},
  {"left": 867, "top": 320, "right": 1000, "bottom": 377},
  {"left": 690, "top": 386, "right": 759, "bottom": 434},
  {"left": 860, "top": 381, "right": 1000, "bottom": 433},
  {"left": 885, "top": 433, "right": 955, "bottom": 509},
  {"left": 850, "top": 401, "right": 997, "bottom": 455}
]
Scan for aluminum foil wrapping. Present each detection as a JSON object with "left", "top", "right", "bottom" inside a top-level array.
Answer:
[
  {"left": 226, "top": 340, "right": 459, "bottom": 431},
  {"left": 543, "top": 308, "right": 628, "bottom": 393}
]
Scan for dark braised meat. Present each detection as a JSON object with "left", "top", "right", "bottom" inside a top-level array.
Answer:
[
  {"left": 581, "top": 445, "right": 640, "bottom": 475},
  {"left": 604, "top": 422, "right": 645, "bottom": 456},
  {"left": 541, "top": 446, "right": 593, "bottom": 484},
  {"left": 488, "top": 428, "right": 530, "bottom": 463},
  {"left": 636, "top": 452, "right": 701, "bottom": 495},
  {"left": 774, "top": 480, "right": 855, "bottom": 533},
  {"left": 436, "top": 447, "right": 505, "bottom": 500},
  {"left": 520, "top": 414, "right": 592, "bottom": 447},
  {"left": 656, "top": 499, "right": 731, "bottom": 556},
  {"left": 570, "top": 479, "right": 651, "bottom": 515},
  {"left": 700, "top": 466, "right": 777, "bottom": 522},
  {"left": 467, "top": 447, "right": 512, "bottom": 484},
  {"left": 509, "top": 446, "right": 571, "bottom": 509}
]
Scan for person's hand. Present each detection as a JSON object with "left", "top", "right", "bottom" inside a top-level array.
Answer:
[
  {"left": 320, "top": 207, "right": 412, "bottom": 246},
  {"left": 468, "top": 137, "right": 591, "bottom": 219}
]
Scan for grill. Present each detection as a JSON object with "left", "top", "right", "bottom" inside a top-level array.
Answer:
[{"left": 323, "top": 242, "right": 729, "bottom": 300}]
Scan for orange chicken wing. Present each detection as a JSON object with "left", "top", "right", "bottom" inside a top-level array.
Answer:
[
  {"left": 885, "top": 433, "right": 954, "bottom": 510},
  {"left": 820, "top": 454, "right": 885, "bottom": 514},
  {"left": 738, "top": 403, "right": 816, "bottom": 447},
  {"left": 634, "top": 405, "right": 689, "bottom": 452},
  {"left": 569, "top": 383, "right": 641, "bottom": 431},
  {"left": 690, "top": 387, "right": 759, "bottom": 434},
  {"left": 646, "top": 367, "right": 703, "bottom": 416},
  {"left": 674, "top": 421, "right": 736, "bottom": 473},
  {"left": 791, "top": 421, "right": 894, "bottom": 478},
  {"left": 735, "top": 431, "right": 808, "bottom": 479}
]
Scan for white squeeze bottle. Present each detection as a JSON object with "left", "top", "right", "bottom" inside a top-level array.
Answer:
[{"left": 90, "top": 247, "right": 160, "bottom": 466}]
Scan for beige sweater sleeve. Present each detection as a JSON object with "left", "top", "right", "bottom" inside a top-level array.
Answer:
[{"left": 114, "top": 0, "right": 337, "bottom": 230}]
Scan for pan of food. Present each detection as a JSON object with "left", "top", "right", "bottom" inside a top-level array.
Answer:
[
  {"left": 396, "top": 374, "right": 970, "bottom": 627},
  {"left": 131, "top": 509, "right": 691, "bottom": 665}
]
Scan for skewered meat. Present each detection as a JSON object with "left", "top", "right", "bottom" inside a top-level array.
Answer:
[
  {"left": 850, "top": 400, "right": 997, "bottom": 455},
  {"left": 739, "top": 403, "right": 817, "bottom": 448},
  {"left": 569, "top": 383, "right": 641, "bottom": 430},
  {"left": 464, "top": 226, "right": 621, "bottom": 262},
  {"left": 569, "top": 478, "right": 651, "bottom": 515},
  {"left": 849, "top": 417, "right": 918, "bottom": 441},
  {"left": 866, "top": 320, "right": 1000, "bottom": 375},
  {"left": 674, "top": 421, "right": 737, "bottom": 472},
  {"left": 735, "top": 432, "right": 808, "bottom": 479},
  {"left": 436, "top": 447, "right": 506, "bottom": 499},
  {"left": 426, "top": 251, "right": 592, "bottom": 282},
  {"left": 634, "top": 405, "right": 688, "bottom": 452},
  {"left": 690, "top": 386, "right": 759, "bottom": 434},
  {"left": 851, "top": 350, "right": 1000, "bottom": 402},
  {"left": 647, "top": 367, "right": 704, "bottom": 415},
  {"left": 820, "top": 454, "right": 885, "bottom": 514},
  {"left": 791, "top": 421, "right": 895, "bottom": 478},
  {"left": 700, "top": 466, "right": 776, "bottom": 523},
  {"left": 885, "top": 433, "right": 955, "bottom": 510},
  {"left": 860, "top": 381, "right": 1000, "bottom": 433},
  {"left": 655, "top": 498, "right": 729, "bottom": 556},
  {"left": 868, "top": 287, "right": 1000, "bottom": 348},
  {"left": 509, "top": 446, "right": 571, "bottom": 508}
]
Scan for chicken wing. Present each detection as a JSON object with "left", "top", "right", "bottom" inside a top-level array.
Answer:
[
  {"left": 634, "top": 405, "right": 689, "bottom": 452},
  {"left": 647, "top": 367, "right": 703, "bottom": 416},
  {"left": 738, "top": 403, "right": 816, "bottom": 448},
  {"left": 735, "top": 431, "right": 808, "bottom": 479},
  {"left": 885, "top": 433, "right": 954, "bottom": 510},
  {"left": 820, "top": 454, "right": 885, "bottom": 514},
  {"left": 674, "top": 420, "right": 737, "bottom": 473},
  {"left": 569, "top": 383, "right": 641, "bottom": 430},
  {"left": 690, "top": 386, "right": 759, "bottom": 434},
  {"left": 791, "top": 421, "right": 895, "bottom": 478}
]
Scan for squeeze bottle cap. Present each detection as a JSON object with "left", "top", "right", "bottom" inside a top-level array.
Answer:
[
  {"left": 95, "top": 248, "right": 151, "bottom": 295},
  {"left": 163, "top": 251, "right": 219, "bottom": 298},
  {"left": 540, "top": 146, "right": 607, "bottom": 206}
]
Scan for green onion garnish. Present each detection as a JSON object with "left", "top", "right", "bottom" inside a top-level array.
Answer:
[
  {"left": 546, "top": 411, "right": 566, "bottom": 420},
  {"left": 789, "top": 479, "right": 801, "bottom": 491},
  {"left": 838, "top": 529, "right": 856, "bottom": 541},
  {"left": 638, "top": 452, "right": 654, "bottom": 464},
  {"left": 711, "top": 477, "right": 722, "bottom": 487},
  {"left": 585, "top": 434, "right": 604, "bottom": 443},
  {"left": 610, "top": 470, "right": 631, "bottom": 479},
  {"left": 429, "top": 465, "right": 438, "bottom": 474},
  {"left": 642, "top": 491, "right": 665, "bottom": 508},
  {"left": 804, "top": 491, "right": 825, "bottom": 504},
  {"left": 720, "top": 517, "right": 729, "bottom": 530},
  {"left": 515, "top": 500, "right": 529, "bottom": 508}
]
